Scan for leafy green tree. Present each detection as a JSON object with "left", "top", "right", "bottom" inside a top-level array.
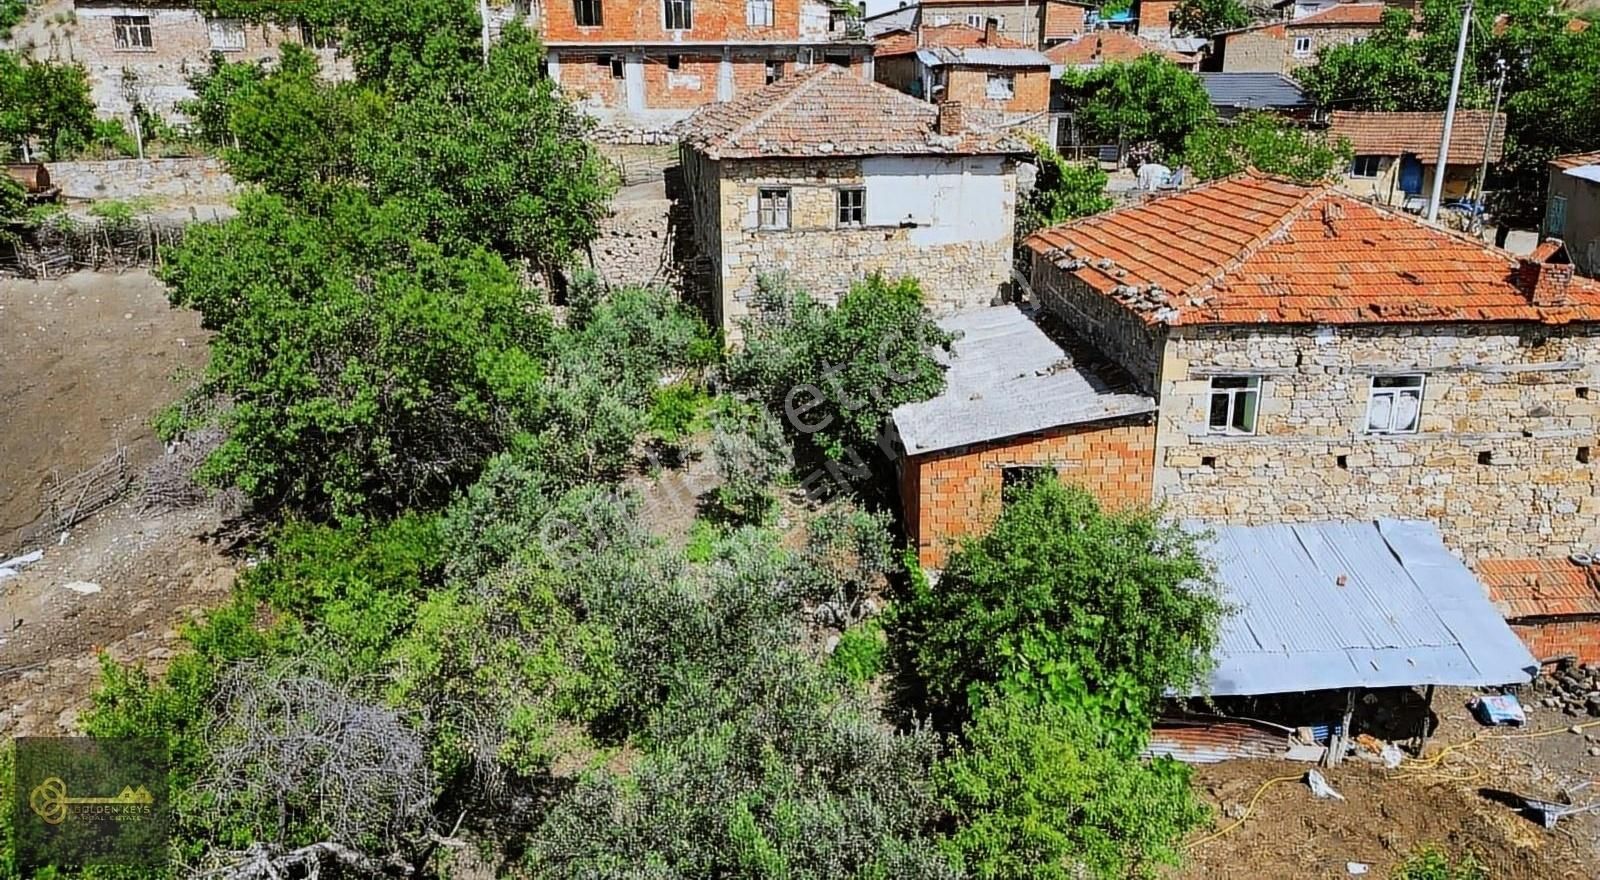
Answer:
[
  {"left": 896, "top": 478, "right": 1224, "bottom": 732},
  {"left": 1182, "top": 112, "right": 1353, "bottom": 182},
  {"left": 1171, "top": 0, "right": 1248, "bottom": 37},
  {"left": 0, "top": 50, "right": 99, "bottom": 160},
  {"left": 1019, "top": 134, "right": 1112, "bottom": 238},
  {"left": 1059, "top": 55, "right": 1216, "bottom": 156},
  {"left": 179, "top": 52, "right": 267, "bottom": 149},
  {"left": 159, "top": 191, "right": 552, "bottom": 517},
  {"left": 725, "top": 274, "right": 954, "bottom": 463},
  {"left": 937, "top": 694, "right": 1207, "bottom": 880},
  {"left": 0, "top": 174, "right": 24, "bottom": 235}
]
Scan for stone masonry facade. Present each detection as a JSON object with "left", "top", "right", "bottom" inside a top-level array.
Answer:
[
  {"left": 685, "top": 152, "right": 1016, "bottom": 334},
  {"left": 901, "top": 416, "right": 1156, "bottom": 567}
]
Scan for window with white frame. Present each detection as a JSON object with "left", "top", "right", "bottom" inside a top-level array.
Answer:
[
  {"left": 574, "top": 0, "right": 603, "bottom": 27},
  {"left": 986, "top": 72, "right": 1015, "bottom": 100},
  {"left": 837, "top": 188, "right": 865, "bottom": 227},
  {"left": 1206, "top": 376, "right": 1260, "bottom": 434},
  {"left": 1365, "top": 374, "right": 1424, "bottom": 434},
  {"left": 1548, "top": 194, "right": 1567, "bottom": 236},
  {"left": 113, "top": 15, "right": 153, "bottom": 50},
  {"left": 208, "top": 18, "right": 246, "bottom": 51},
  {"left": 664, "top": 0, "right": 692, "bottom": 30},
  {"left": 747, "top": 0, "right": 773, "bottom": 26},
  {"left": 1292, "top": 35, "right": 1313, "bottom": 56},
  {"left": 965, "top": 13, "right": 983, "bottom": 26},
  {"left": 1350, "top": 155, "right": 1381, "bottom": 178},
  {"left": 298, "top": 20, "right": 339, "bottom": 49},
  {"left": 757, "top": 188, "right": 790, "bottom": 229}
]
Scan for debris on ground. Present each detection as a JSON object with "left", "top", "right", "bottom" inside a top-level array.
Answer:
[
  {"left": 1530, "top": 659, "right": 1600, "bottom": 717},
  {"left": 1306, "top": 769, "right": 1345, "bottom": 800},
  {"left": 62, "top": 581, "right": 101, "bottom": 595},
  {"left": 1470, "top": 692, "right": 1527, "bottom": 726},
  {"left": 1346, "top": 862, "right": 1369, "bottom": 875}
]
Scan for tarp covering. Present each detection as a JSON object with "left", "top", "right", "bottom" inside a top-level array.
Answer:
[{"left": 1195, "top": 519, "right": 1539, "bottom": 696}]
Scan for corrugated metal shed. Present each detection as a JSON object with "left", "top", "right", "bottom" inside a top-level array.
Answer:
[
  {"left": 1196, "top": 520, "right": 1539, "bottom": 696},
  {"left": 1197, "top": 72, "right": 1310, "bottom": 110},
  {"left": 890, "top": 305, "right": 1156, "bottom": 456},
  {"left": 1565, "top": 164, "right": 1600, "bottom": 184}
]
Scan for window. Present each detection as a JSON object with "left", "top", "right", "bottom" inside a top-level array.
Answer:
[
  {"left": 666, "top": 54, "right": 681, "bottom": 70},
  {"left": 597, "top": 54, "right": 624, "bottom": 78},
  {"left": 1548, "top": 194, "right": 1567, "bottom": 236},
  {"left": 1206, "top": 376, "right": 1260, "bottom": 435},
  {"left": 797, "top": 46, "right": 816, "bottom": 67},
  {"left": 664, "top": 0, "right": 692, "bottom": 30},
  {"left": 837, "top": 188, "right": 865, "bottom": 227},
  {"left": 1365, "top": 374, "right": 1424, "bottom": 434},
  {"left": 298, "top": 20, "right": 339, "bottom": 50},
  {"left": 966, "top": 13, "right": 983, "bottom": 26},
  {"left": 829, "top": 6, "right": 850, "bottom": 30},
  {"left": 765, "top": 59, "right": 784, "bottom": 84},
  {"left": 1002, "top": 466, "right": 1050, "bottom": 498},
  {"left": 986, "top": 73, "right": 1015, "bottom": 100},
  {"left": 207, "top": 18, "right": 246, "bottom": 51},
  {"left": 575, "top": 0, "right": 603, "bottom": 27},
  {"left": 824, "top": 51, "right": 851, "bottom": 67},
  {"left": 757, "top": 188, "right": 790, "bottom": 230},
  {"left": 1293, "top": 35, "right": 1313, "bottom": 56},
  {"left": 747, "top": 0, "right": 774, "bottom": 26},
  {"left": 112, "top": 15, "right": 153, "bottom": 50},
  {"left": 1350, "top": 155, "right": 1382, "bottom": 178}
]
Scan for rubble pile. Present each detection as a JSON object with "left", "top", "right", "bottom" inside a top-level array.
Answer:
[{"left": 1530, "top": 660, "right": 1600, "bottom": 717}]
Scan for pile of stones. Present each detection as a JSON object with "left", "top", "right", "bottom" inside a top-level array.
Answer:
[{"left": 1530, "top": 660, "right": 1600, "bottom": 717}]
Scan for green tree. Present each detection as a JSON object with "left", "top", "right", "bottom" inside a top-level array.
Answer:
[
  {"left": 724, "top": 274, "right": 954, "bottom": 463},
  {"left": 1171, "top": 0, "right": 1248, "bottom": 37},
  {"left": 159, "top": 191, "right": 552, "bottom": 517},
  {"left": 896, "top": 478, "right": 1224, "bottom": 731},
  {"left": 1059, "top": 55, "right": 1216, "bottom": 156},
  {"left": 0, "top": 50, "right": 99, "bottom": 160},
  {"left": 1182, "top": 112, "right": 1353, "bottom": 182},
  {"left": 178, "top": 52, "right": 268, "bottom": 149},
  {"left": 937, "top": 694, "right": 1207, "bottom": 880},
  {"left": 1019, "top": 133, "right": 1112, "bottom": 238}
]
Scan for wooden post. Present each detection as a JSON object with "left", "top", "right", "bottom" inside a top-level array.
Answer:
[
  {"left": 1327, "top": 689, "right": 1358, "bottom": 767},
  {"left": 1418, "top": 684, "right": 1437, "bottom": 755}
]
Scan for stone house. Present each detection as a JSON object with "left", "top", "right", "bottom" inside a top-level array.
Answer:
[
  {"left": 874, "top": 22, "right": 1052, "bottom": 133},
  {"left": 1013, "top": 171, "right": 1600, "bottom": 570},
  {"left": 54, "top": 0, "right": 344, "bottom": 120},
  {"left": 539, "top": 0, "right": 873, "bottom": 138},
  {"left": 1328, "top": 110, "right": 1505, "bottom": 209},
  {"left": 678, "top": 64, "right": 1027, "bottom": 336},
  {"left": 1215, "top": 2, "right": 1383, "bottom": 74},
  {"left": 1546, "top": 150, "right": 1600, "bottom": 278}
]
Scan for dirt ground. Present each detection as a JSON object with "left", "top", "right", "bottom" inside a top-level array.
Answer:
[
  {"left": 1180, "top": 688, "right": 1600, "bottom": 879},
  {"left": 0, "top": 270, "right": 236, "bottom": 737}
]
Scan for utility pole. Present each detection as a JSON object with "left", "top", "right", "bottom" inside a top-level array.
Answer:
[
  {"left": 1426, "top": 0, "right": 1473, "bottom": 224},
  {"left": 1473, "top": 57, "right": 1507, "bottom": 204}
]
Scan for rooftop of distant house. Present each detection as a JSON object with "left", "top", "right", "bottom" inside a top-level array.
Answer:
[
  {"left": 1553, "top": 150, "right": 1600, "bottom": 170},
  {"left": 1025, "top": 171, "right": 1600, "bottom": 327},
  {"left": 1327, "top": 109, "right": 1506, "bottom": 165},
  {"left": 1196, "top": 72, "right": 1311, "bottom": 109},
  {"left": 680, "top": 64, "right": 1028, "bottom": 160},
  {"left": 1480, "top": 557, "right": 1600, "bottom": 619},
  {"left": 876, "top": 24, "right": 1052, "bottom": 67},
  {"left": 1044, "top": 30, "right": 1192, "bottom": 66},
  {"left": 1217, "top": 2, "right": 1386, "bottom": 35}
]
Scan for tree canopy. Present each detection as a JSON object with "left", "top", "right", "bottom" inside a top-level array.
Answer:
[
  {"left": 0, "top": 50, "right": 99, "bottom": 160},
  {"left": 1183, "top": 112, "right": 1353, "bottom": 182},
  {"left": 1172, "top": 0, "right": 1249, "bottom": 37},
  {"left": 1059, "top": 55, "right": 1217, "bottom": 156}
]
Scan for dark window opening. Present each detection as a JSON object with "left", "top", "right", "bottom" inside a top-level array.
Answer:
[
  {"left": 1201, "top": 456, "right": 1217, "bottom": 468},
  {"left": 1336, "top": 454, "right": 1349, "bottom": 470},
  {"left": 1478, "top": 451, "right": 1493, "bottom": 465},
  {"left": 824, "top": 51, "right": 851, "bottom": 67},
  {"left": 574, "top": 0, "right": 603, "bottom": 27},
  {"left": 113, "top": 15, "right": 153, "bottom": 50},
  {"left": 765, "top": 59, "right": 784, "bottom": 84},
  {"left": 836, "top": 187, "right": 865, "bottom": 227},
  {"left": 610, "top": 57, "right": 625, "bottom": 79},
  {"left": 1580, "top": 447, "right": 1592, "bottom": 464},
  {"left": 664, "top": 0, "right": 692, "bottom": 30},
  {"left": 1002, "top": 466, "right": 1051, "bottom": 498},
  {"left": 666, "top": 54, "right": 682, "bottom": 70},
  {"left": 1579, "top": 386, "right": 1591, "bottom": 399}
]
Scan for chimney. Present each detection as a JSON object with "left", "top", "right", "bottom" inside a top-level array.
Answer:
[
  {"left": 936, "top": 100, "right": 965, "bottom": 135},
  {"left": 984, "top": 16, "right": 999, "bottom": 45},
  {"left": 1518, "top": 239, "right": 1574, "bottom": 307}
]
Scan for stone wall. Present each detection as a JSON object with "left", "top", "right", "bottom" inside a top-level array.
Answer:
[
  {"left": 1219, "top": 27, "right": 1285, "bottom": 73},
  {"left": 703, "top": 153, "right": 1017, "bottom": 335},
  {"left": 587, "top": 185, "right": 678, "bottom": 288},
  {"left": 1284, "top": 24, "right": 1376, "bottom": 72},
  {"left": 901, "top": 416, "right": 1156, "bottom": 567},
  {"left": 47, "top": 157, "right": 237, "bottom": 202},
  {"left": 1152, "top": 322, "right": 1600, "bottom": 562},
  {"left": 1029, "top": 257, "right": 1165, "bottom": 391}
]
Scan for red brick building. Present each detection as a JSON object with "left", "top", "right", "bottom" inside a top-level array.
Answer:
[
  {"left": 539, "top": 0, "right": 873, "bottom": 136},
  {"left": 874, "top": 23, "right": 1052, "bottom": 132},
  {"left": 1481, "top": 557, "right": 1600, "bottom": 665}
]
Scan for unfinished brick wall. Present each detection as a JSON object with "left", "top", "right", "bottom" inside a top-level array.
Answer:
[
  {"left": 942, "top": 66, "right": 1050, "bottom": 117},
  {"left": 1042, "top": 2, "right": 1087, "bottom": 41},
  {"left": 559, "top": 51, "right": 631, "bottom": 107},
  {"left": 542, "top": 0, "right": 822, "bottom": 42},
  {"left": 1135, "top": 0, "right": 1179, "bottom": 38},
  {"left": 902, "top": 417, "right": 1156, "bottom": 568},
  {"left": 640, "top": 52, "right": 725, "bottom": 108},
  {"left": 1509, "top": 619, "right": 1600, "bottom": 665}
]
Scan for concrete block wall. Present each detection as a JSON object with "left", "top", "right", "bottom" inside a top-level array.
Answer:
[{"left": 902, "top": 417, "right": 1156, "bottom": 567}]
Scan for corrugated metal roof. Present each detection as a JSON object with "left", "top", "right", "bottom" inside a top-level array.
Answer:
[
  {"left": 1565, "top": 164, "right": 1600, "bottom": 184},
  {"left": 1196, "top": 72, "right": 1310, "bottom": 110},
  {"left": 1144, "top": 719, "right": 1291, "bottom": 764},
  {"left": 890, "top": 305, "right": 1156, "bottom": 456},
  {"left": 1195, "top": 519, "right": 1539, "bottom": 696},
  {"left": 917, "top": 46, "right": 1053, "bottom": 67}
]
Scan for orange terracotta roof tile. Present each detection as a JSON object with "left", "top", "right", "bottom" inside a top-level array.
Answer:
[
  {"left": 876, "top": 23, "right": 1027, "bottom": 57},
  {"left": 1328, "top": 110, "right": 1506, "bottom": 164},
  {"left": 681, "top": 65, "right": 1028, "bottom": 160},
  {"left": 1024, "top": 172, "right": 1600, "bottom": 327},
  {"left": 1552, "top": 150, "right": 1600, "bottom": 170},
  {"left": 1285, "top": 2, "right": 1386, "bottom": 27},
  {"left": 1479, "top": 558, "right": 1600, "bottom": 618},
  {"left": 1045, "top": 30, "right": 1192, "bottom": 66}
]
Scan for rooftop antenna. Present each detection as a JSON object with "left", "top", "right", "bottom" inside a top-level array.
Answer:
[{"left": 1426, "top": 0, "right": 1473, "bottom": 224}]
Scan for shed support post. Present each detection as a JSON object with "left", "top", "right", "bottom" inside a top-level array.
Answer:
[
  {"left": 1417, "top": 684, "right": 1436, "bottom": 755},
  {"left": 1326, "top": 689, "right": 1357, "bottom": 767}
]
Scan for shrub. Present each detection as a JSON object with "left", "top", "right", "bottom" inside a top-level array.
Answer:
[
  {"left": 1392, "top": 847, "right": 1488, "bottom": 880},
  {"left": 828, "top": 616, "right": 888, "bottom": 685},
  {"left": 710, "top": 403, "right": 792, "bottom": 523}
]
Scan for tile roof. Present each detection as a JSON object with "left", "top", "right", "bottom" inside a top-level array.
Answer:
[
  {"left": 680, "top": 65, "right": 1028, "bottom": 160},
  {"left": 875, "top": 23, "right": 1027, "bottom": 57},
  {"left": 1479, "top": 558, "right": 1600, "bottom": 618},
  {"left": 1285, "top": 2, "right": 1386, "bottom": 27},
  {"left": 1552, "top": 150, "right": 1600, "bottom": 171},
  {"left": 1024, "top": 171, "right": 1600, "bottom": 327},
  {"left": 1328, "top": 110, "right": 1506, "bottom": 164},
  {"left": 890, "top": 305, "right": 1155, "bottom": 454},
  {"left": 1045, "top": 30, "right": 1191, "bottom": 66}
]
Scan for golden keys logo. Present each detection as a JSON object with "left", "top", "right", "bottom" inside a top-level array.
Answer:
[{"left": 28, "top": 776, "right": 155, "bottom": 825}]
